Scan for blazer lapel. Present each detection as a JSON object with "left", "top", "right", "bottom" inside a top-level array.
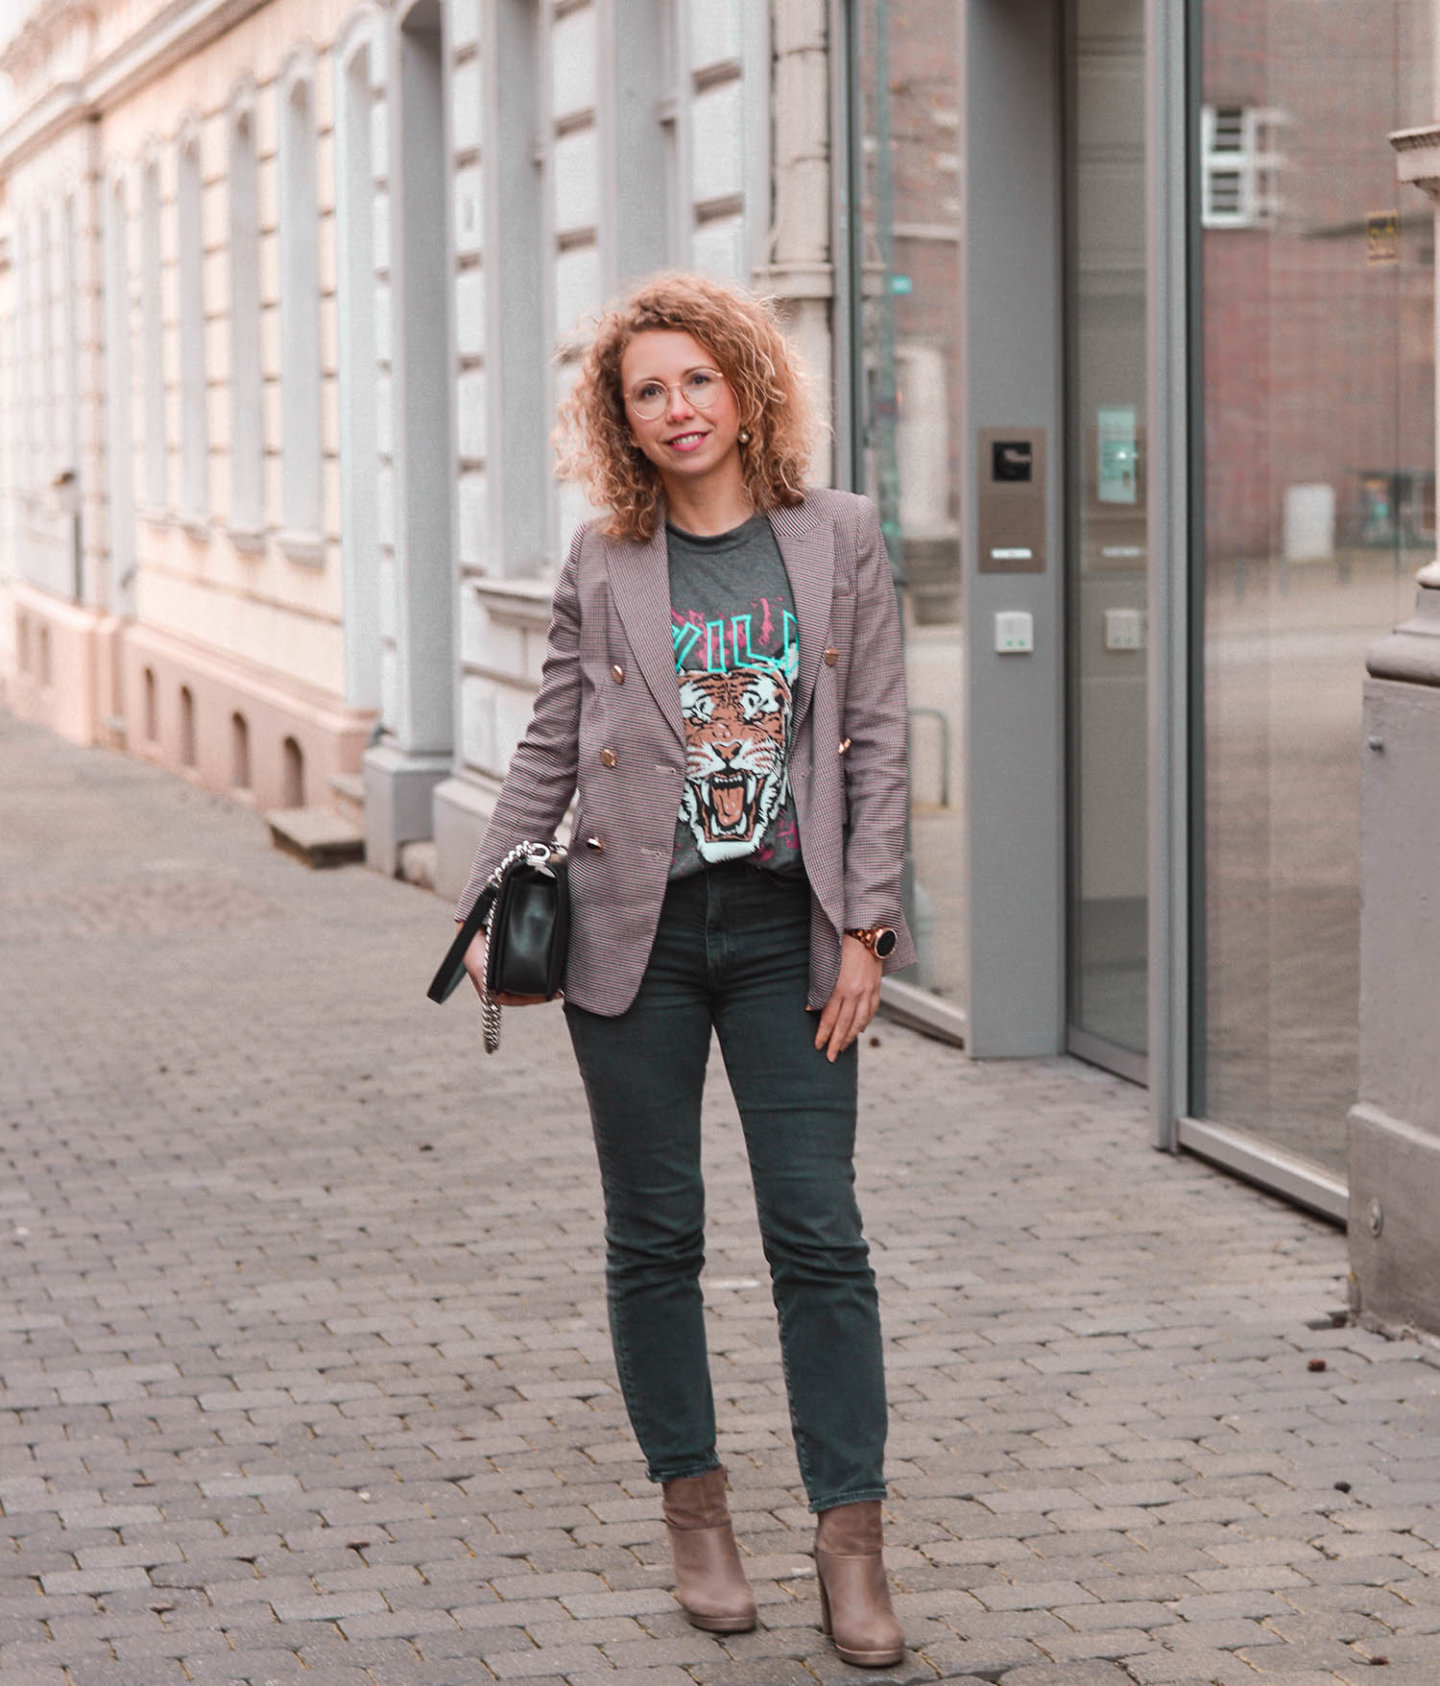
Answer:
[
  {"left": 604, "top": 525, "right": 687, "bottom": 750},
  {"left": 768, "top": 499, "right": 834, "bottom": 734}
]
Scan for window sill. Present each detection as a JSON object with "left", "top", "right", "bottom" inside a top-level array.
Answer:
[
  {"left": 178, "top": 514, "right": 211, "bottom": 541},
  {"left": 228, "top": 526, "right": 267, "bottom": 556},
  {"left": 277, "top": 529, "right": 326, "bottom": 567},
  {"left": 471, "top": 575, "right": 555, "bottom": 632}
]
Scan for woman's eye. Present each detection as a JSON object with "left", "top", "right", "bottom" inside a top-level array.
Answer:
[
  {"left": 637, "top": 384, "right": 662, "bottom": 402},
  {"left": 687, "top": 373, "right": 714, "bottom": 392}
]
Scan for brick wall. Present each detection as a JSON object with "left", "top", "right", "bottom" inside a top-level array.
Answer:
[{"left": 1203, "top": 0, "right": 1434, "bottom": 561}]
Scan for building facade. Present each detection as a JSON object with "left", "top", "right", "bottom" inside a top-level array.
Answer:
[{"left": 3, "top": 0, "right": 1439, "bottom": 1319}]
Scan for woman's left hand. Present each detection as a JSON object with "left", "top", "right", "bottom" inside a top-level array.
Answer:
[{"left": 813, "top": 935, "right": 883, "bottom": 1062}]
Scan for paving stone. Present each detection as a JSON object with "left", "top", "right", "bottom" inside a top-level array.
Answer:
[
  {"left": 7, "top": 707, "right": 1440, "bottom": 1686},
  {"left": 997, "top": 1666, "right": 1133, "bottom": 1685},
  {"left": 683, "top": 1663, "right": 820, "bottom": 1686}
]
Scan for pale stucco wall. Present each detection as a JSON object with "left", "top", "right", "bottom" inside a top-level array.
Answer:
[{"left": 0, "top": 0, "right": 383, "bottom": 781}]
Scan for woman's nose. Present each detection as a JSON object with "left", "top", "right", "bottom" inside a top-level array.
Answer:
[{"left": 666, "top": 384, "right": 696, "bottom": 420}]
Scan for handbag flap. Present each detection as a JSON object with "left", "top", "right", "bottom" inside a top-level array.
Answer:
[{"left": 486, "top": 861, "right": 569, "bottom": 1000}]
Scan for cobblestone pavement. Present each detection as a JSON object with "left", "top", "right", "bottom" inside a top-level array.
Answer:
[{"left": 4, "top": 709, "right": 1440, "bottom": 1686}]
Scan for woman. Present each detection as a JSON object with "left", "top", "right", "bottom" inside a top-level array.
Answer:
[{"left": 456, "top": 273, "right": 913, "bottom": 1668}]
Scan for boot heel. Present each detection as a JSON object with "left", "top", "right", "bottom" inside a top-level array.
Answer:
[{"left": 817, "top": 1573, "right": 833, "bottom": 1637}]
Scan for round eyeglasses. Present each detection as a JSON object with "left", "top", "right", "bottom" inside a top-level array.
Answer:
[{"left": 625, "top": 368, "right": 727, "bottom": 421}]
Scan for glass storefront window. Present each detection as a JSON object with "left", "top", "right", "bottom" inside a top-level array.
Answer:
[
  {"left": 1067, "top": 0, "right": 1149, "bottom": 1072},
  {"left": 1198, "top": 0, "right": 1435, "bottom": 1174},
  {"left": 850, "top": 0, "right": 966, "bottom": 1016}
]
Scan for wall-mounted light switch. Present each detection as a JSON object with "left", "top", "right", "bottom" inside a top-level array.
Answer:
[{"left": 995, "top": 610, "right": 1035, "bottom": 654}]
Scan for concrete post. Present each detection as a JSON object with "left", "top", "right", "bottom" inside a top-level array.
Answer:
[{"left": 1348, "top": 115, "right": 1440, "bottom": 1336}]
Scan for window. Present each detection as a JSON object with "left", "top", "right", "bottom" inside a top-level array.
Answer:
[
  {"left": 144, "top": 665, "right": 158, "bottom": 740},
  {"left": 279, "top": 58, "right": 322, "bottom": 548},
  {"left": 282, "top": 735, "right": 305, "bottom": 806},
  {"left": 231, "top": 711, "right": 251, "bottom": 788},
  {"left": 335, "top": 24, "right": 383, "bottom": 707},
  {"left": 1197, "top": 3, "right": 1431, "bottom": 1176},
  {"left": 103, "top": 173, "right": 138, "bottom": 612},
  {"left": 140, "top": 158, "right": 166, "bottom": 509},
  {"left": 58, "top": 196, "right": 79, "bottom": 486},
  {"left": 1201, "top": 104, "right": 1281, "bottom": 229},
  {"left": 485, "top": 0, "right": 551, "bottom": 575},
  {"left": 177, "top": 126, "right": 209, "bottom": 522},
  {"left": 229, "top": 89, "right": 264, "bottom": 538},
  {"left": 40, "top": 206, "right": 57, "bottom": 481},
  {"left": 179, "top": 684, "right": 197, "bottom": 765},
  {"left": 14, "top": 219, "right": 33, "bottom": 494}
]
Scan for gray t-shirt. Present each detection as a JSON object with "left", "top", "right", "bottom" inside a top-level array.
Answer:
[{"left": 666, "top": 514, "right": 805, "bottom": 881}]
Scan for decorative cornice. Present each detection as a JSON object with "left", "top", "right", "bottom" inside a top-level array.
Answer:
[
  {"left": 1391, "top": 122, "right": 1440, "bottom": 201},
  {"left": 0, "top": 0, "right": 270, "bottom": 174},
  {"left": 0, "top": 0, "right": 97, "bottom": 86}
]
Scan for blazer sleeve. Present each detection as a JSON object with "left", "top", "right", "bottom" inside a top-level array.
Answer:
[
  {"left": 454, "top": 526, "right": 586, "bottom": 922},
  {"left": 841, "top": 498, "right": 910, "bottom": 932}
]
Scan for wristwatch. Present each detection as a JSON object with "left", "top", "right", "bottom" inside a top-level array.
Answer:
[{"left": 845, "top": 925, "right": 898, "bottom": 959}]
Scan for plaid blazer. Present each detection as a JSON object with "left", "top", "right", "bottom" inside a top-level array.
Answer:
[{"left": 455, "top": 485, "right": 915, "bottom": 1016}]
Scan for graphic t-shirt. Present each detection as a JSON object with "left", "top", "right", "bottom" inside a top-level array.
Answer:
[{"left": 666, "top": 514, "right": 804, "bottom": 881}]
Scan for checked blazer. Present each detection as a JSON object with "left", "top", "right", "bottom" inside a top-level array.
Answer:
[{"left": 455, "top": 484, "right": 916, "bottom": 1016}]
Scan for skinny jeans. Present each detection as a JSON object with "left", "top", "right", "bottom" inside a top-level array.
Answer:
[{"left": 563, "top": 863, "right": 888, "bottom": 1513}]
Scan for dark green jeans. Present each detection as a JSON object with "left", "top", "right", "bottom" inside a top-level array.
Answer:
[{"left": 564, "top": 863, "right": 887, "bottom": 1513}]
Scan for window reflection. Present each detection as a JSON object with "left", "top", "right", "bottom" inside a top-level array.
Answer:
[
  {"left": 1199, "top": 0, "right": 1434, "bottom": 1173},
  {"left": 1068, "top": 0, "right": 1149, "bottom": 1067},
  {"left": 854, "top": 0, "right": 966, "bottom": 1009}
]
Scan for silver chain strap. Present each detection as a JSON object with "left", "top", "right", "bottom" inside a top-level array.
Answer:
[{"left": 480, "top": 840, "right": 560, "bottom": 1055}]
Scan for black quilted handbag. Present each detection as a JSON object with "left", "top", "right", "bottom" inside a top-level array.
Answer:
[{"left": 427, "top": 841, "right": 570, "bottom": 1052}]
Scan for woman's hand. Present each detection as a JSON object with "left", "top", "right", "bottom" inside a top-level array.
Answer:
[
  {"left": 813, "top": 934, "right": 883, "bottom": 1061},
  {"left": 459, "top": 923, "right": 548, "bottom": 1007}
]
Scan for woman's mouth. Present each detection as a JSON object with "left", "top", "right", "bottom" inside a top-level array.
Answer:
[{"left": 665, "top": 431, "right": 709, "bottom": 453}]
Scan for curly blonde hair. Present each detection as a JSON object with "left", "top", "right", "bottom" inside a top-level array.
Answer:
[{"left": 554, "top": 271, "right": 820, "bottom": 542}]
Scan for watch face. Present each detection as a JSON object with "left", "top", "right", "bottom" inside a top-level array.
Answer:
[{"left": 874, "top": 927, "right": 898, "bottom": 959}]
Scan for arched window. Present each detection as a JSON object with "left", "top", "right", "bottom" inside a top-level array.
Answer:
[
  {"left": 228, "top": 89, "right": 264, "bottom": 539},
  {"left": 231, "top": 711, "right": 251, "bottom": 788},
  {"left": 489, "top": 0, "right": 549, "bottom": 574},
  {"left": 177, "top": 124, "right": 209, "bottom": 523},
  {"left": 282, "top": 735, "right": 305, "bottom": 807},
  {"left": 179, "top": 684, "right": 197, "bottom": 765},
  {"left": 279, "top": 58, "right": 322, "bottom": 548},
  {"left": 144, "top": 666, "right": 158, "bottom": 741},
  {"left": 59, "top": 195, "right": 79, "bottom": 492},
  {"left": 39, "top": 206, "right": 57, "bottom": 482},
  {"left": 392, "top": 0, "right": 454, "bottom": 751},
  {"left": 13, "top": 221, "right": 33, "bottom": 495},
  {"left": 103, "top": 172, "right": 137, "bottom": 615},
  {"left": 335, "top": 21, "right": 383, "bottom": 707},
  {"left": 140, "top": 157, "right": 166, "bottom": 509}
]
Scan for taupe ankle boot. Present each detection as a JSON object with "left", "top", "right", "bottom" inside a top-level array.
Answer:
[
  {"left": 662, "top": 1466, "right": 757, "bottom": 1633},
  {"left": 813, "top": 1500, "right": 905, "bottom": 1667}
]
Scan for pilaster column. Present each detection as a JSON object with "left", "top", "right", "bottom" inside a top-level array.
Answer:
[
  {"left": 1347, "top": 116, "right": 1440, "bottom": 1336},
  {"left": 754, "top": 0, "right": 835, "bottom": 484}
]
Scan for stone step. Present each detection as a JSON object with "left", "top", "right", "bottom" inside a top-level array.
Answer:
[
  {"left": 329, "top": 771, "right": 365, "bottom": 827},
  {"left": 266, "top": 806, "right": 366, "bottom": 869}
]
